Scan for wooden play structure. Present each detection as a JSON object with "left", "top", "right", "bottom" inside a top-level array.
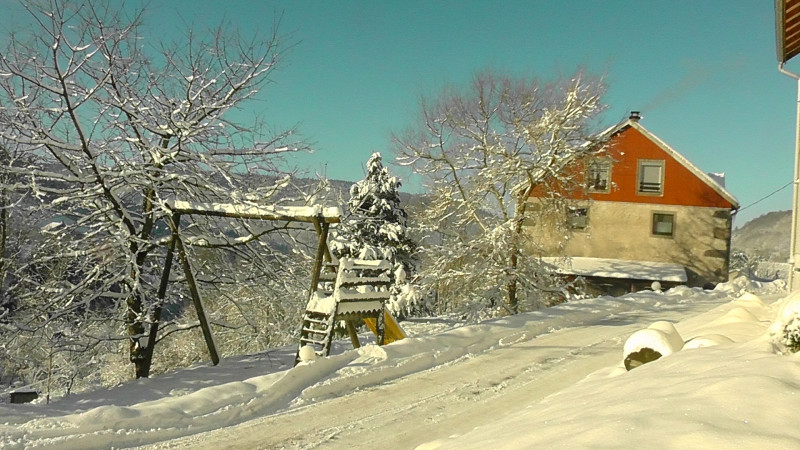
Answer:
[
  {"left": 297, "top": 257, "right": 406, "bottom": 364},
  {"left": 155, "top": 200, "right": 405, "bottom": 368}
]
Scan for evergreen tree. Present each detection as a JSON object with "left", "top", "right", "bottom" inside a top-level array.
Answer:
[{"left": 331, "top": 152, "right": 420, "bottom": 316}]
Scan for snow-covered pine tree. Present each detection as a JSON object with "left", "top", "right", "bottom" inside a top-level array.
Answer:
[{"left": 331, "top": 152, "right": 419, "bottom": 317}]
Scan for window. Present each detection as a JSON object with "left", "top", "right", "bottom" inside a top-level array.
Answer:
[
  {"left": 638, "top": 160, "right": 665, "bottom": 194},
  {"left": 652, "top": 212, "right": 675, "bottom": 237},
  {"left": 568, "top": 207, "right": 588, "bottom": 229},
  {"left": 586, "top": 160, "right": 611, "bottom": 193}
]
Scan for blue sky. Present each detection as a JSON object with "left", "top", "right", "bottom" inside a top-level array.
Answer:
[{"left": 3, "top": 1, "right": 795, "bottom": 226}]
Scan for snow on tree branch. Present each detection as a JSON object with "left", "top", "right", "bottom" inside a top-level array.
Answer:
[
  {"left": 0, "top": 1, "right": 314, "bottom": 384},
  {"left": 394, "top": 69, "right": 606, "bottom": 316}
]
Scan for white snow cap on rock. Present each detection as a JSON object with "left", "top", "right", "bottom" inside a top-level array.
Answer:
[{"left": 622, "top": 321, "right": 684, "bottom": 369}]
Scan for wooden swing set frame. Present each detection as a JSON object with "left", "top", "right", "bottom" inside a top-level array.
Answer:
[{"left": 151, "top": 200, "right": 342, "bottom": 367}]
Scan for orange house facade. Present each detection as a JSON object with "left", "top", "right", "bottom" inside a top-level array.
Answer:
[{"left": 524, "top": 113, "right": 739, "bottom": 292}]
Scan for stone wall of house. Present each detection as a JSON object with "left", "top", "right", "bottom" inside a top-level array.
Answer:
[{"left": 524, "top": 199, "right": 733, "bottom": 287}]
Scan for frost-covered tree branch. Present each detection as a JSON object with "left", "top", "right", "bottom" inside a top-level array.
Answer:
[
  {"left": 395, "top": 70, "right": 606, "bottom": 316},
  {"left": 0, "top": 1, "right": 312, "bottom": 382}
]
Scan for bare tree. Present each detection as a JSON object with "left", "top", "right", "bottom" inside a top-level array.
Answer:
[
  {"left": 395, "top": 70, "right": 606, "bottom": 317},
  {"left": 0, "top": 1, "right": 308, "bottom": 379},
  {"left": 0, "top": 138, "right": 39, "bottom": 322}
]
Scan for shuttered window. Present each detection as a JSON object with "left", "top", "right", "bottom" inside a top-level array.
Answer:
[
  {"left": 638, "top": 160, "right": 664, "bottom": 194},
  {"left": 567, "top": 207, "right": 588, "bottom": 229}
]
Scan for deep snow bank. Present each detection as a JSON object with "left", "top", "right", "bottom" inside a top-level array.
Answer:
[{"left": 422, "top": 280, "right": 800, "bottom": 449}]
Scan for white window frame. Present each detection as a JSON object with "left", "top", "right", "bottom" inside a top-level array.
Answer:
[{"left": 637, "top": 159, "right": 665, "bottom": 195}]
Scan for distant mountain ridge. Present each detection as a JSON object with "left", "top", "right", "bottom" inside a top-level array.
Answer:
[{"left": 732, "top": 210, "right": 791, "bottom": 262}]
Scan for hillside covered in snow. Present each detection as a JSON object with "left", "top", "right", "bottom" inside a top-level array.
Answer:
[
  {"left": 2, "top": 277, "right": 799, "bottom": 449},
  {"left": 732, "top": 209, "right": 791, "bottom": 262}
]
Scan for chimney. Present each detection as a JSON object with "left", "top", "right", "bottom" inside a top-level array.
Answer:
[{"left": 629, "top": 111, "right": 642, "bottom": 122}]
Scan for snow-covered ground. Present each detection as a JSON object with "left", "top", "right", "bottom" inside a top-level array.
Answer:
[{"left": 2, "top": 277, "right": 798, "bottom": 449}]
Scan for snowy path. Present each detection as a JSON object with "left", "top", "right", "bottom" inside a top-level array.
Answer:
[
  {"left": 150, "top": 324, "right": 632, "bottom": 449},
  {"left": 147, "top": 288, "right": 750, "bottom": 449}
]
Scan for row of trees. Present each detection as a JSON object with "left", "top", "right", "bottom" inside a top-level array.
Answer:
[{"left": 0, "top": 2, "right": 607, "bottom": 396}]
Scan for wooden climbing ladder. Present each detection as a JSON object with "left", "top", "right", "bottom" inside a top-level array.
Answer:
[{"left": 296, "top": 258, "right": 405, "bottom": 364}]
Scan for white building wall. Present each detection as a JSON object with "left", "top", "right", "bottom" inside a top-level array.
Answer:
[{"left": 524, "top": 199, "right": 732, "bottom": 286}]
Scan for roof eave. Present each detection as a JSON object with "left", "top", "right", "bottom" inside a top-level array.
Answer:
[
  {"left": 778, "top": 0, "right": 788, "bottom": 63},
  {"left": 776, "top": 0, "right": 800, "bottom": 64}
]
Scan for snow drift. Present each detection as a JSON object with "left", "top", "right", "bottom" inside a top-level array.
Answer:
[{"left": 1, "top": 277, "right": 797, "bottom": 449}]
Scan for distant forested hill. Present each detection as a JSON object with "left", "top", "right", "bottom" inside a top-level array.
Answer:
[{"left": 732, "top": 210, "right": 791, "bottom": 262}]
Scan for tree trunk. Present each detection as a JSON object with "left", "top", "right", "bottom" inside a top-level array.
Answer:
[
  {"left": 126, "top": 292, "right": 147, "bottom": 378},
  {"left": 506, "top": 253, "right": 519, "bottom": 315},
  {"left": 128, "top": 188, "right": 159, "bottom": 378},
  {"left": 506, "top": 194, "right": 532, "bottom": 315},
  {"left": 0, "top": 185, "right": 7, "bottom": 291}
]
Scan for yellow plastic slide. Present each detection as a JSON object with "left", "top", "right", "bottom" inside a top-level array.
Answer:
[{"left": 363, "top": 311, "right": 406, "bottom": 344}]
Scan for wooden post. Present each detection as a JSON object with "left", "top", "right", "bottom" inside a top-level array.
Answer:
[
  {"left": 345, "top": 321, "right": 361, "bottom": 348},
  {"left": 309, "top": 219, "right": 330, "bottom": 297},
  {"left": 159, "top": 200, "right": 343, "bottom": 366},
  {"left": 140, "top": 213, "right": 181, "bottom": 376},
  {"left": 175, "top": 234, "right": 220, "bottom": 366},
  {"left": 318, "top": 223, "right": 334, "bottom": 264},
  {"left": 376, "top": 307, "right": 386, "bottom": 346}
]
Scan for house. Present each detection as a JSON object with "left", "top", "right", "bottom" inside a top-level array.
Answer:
[{"left": 524, "top": 112, "right": 739, "bottom": 295}]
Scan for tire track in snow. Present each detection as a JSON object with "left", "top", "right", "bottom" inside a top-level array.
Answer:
[{"left": 151, "top": 324, "right": 639, "bottom": 449}]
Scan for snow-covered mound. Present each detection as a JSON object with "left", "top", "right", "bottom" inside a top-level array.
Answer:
[
  {"left": 769, "top": 289, "right": 800, "bottom": 353},
  {"left": 426, "top": 283, "right": 800, "bottom": 449},
  {"left": 622, "top": 320, "right": 684, "bottom": 370}
]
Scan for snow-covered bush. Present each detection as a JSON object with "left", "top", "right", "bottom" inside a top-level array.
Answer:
[
  {"left": 203, "top": 283, "right": 307, "bottom": 357},
  {"left": 779, "top": 317, "right": 800, "bottom": 353},
  {"left": 1, "top": 315, "right": 120, "bottom": 402},
  {"left": 715, "top": 275, "right": 786, "bottom": 298},
  {"left": 729, "top": 250, "right": 763, "bottom": 279},
  {"left": 769, "top": 293, "right": 800, "bottom": 354}
]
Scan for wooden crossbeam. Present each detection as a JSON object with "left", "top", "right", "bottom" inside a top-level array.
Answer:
[{"left": 170, "top": 200, "right": 341, "bottom": 223}]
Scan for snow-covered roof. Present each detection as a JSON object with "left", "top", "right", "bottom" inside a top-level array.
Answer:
[
  {"left": 170, "top": 200, "right": 341, "bottom": 223},
  {"left": 336, "top": 300, "right": 384, "bottom": 315},
  {"left": 601, "top": 119, "right": 740, "bottom": 209},
  {"left": 542, "top": 256, "right": 688, "bottom": 282}
]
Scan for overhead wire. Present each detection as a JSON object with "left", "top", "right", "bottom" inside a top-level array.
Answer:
[{"left": 736, "top": 180, "right": 793, "bottom": 214}]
